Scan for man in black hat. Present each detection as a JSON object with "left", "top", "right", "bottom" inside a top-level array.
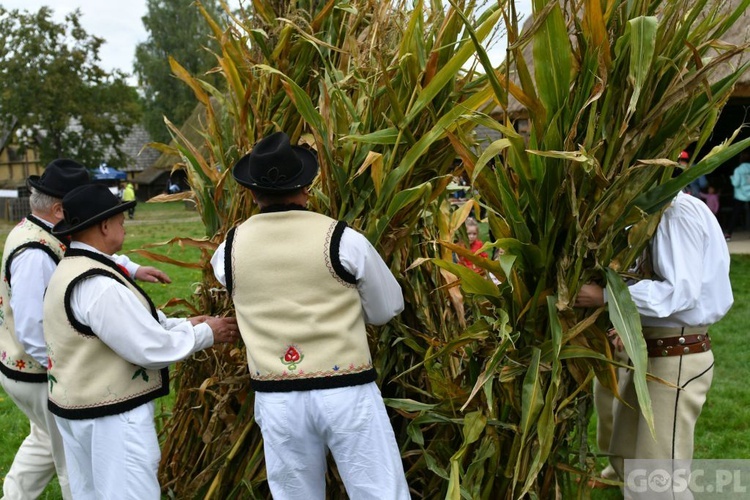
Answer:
[
  {"left": 42, "top": 183, "right": 239, "bottom": 498},
  {"left": 210, "top": 131, "right": 409, "bottom": 499},
  {"left": 0, "top": 159, "right": 169, "bottom": 499}
]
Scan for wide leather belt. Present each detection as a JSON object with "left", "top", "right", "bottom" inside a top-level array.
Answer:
[{"left": 644, "top": 330, "right": 711, "bottom": 358}]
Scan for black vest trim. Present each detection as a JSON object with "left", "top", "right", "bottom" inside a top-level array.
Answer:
[
  {"left": 0, "top": 360, "right": 47, "bottom": 383},
  {"left": 250, "top": 367, "right": 377, "bottom": 392},
  {"left": 25, "top": 214, "right": 70, "bottom": 248},
  {"left": 259, "top": 204, "right": 307, "bottom": 213},
  {"left": 48, "top": 376, "right": 170, "bottom": 420},
  {"left": 329, "top": 221, "right": 357, "bottom": 285},
  {"left": 5, "top": 242, "right": 61, "bottom": 285},
  {"left": 63, "top": 249, "right": 158, "bottom": 317},
  {"left": 224, "top": 227, "right": 237, "bottom": 296}
]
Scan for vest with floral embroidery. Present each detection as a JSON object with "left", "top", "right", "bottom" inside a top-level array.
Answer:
[
  {"left": 226, "top": 209, "right": 375, "bottom": 392},
  {"left": 0, "top": 216, "right": 66, "bottom": 382},
  {"left": 44, "top": 249, "right": 169, "bottom": 419}
]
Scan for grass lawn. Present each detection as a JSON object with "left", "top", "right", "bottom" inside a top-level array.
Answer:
[{"left": 1, "top": 202, "right": 749, "bottom": 498}]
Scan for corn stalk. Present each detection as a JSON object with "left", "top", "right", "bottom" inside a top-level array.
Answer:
[{"left": 153, "top": 0, "right": 750, "bottom": 498}]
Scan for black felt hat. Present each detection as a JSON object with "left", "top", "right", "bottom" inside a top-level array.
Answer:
[
  {"left": 27, "top": 159, "right": 91, "bottom": 198},
  {"left": 232, "top": 132, "right": 318, "bottom": 193},
  {"left": 52, "top": 184, "right": 136, "bottom": 236}
]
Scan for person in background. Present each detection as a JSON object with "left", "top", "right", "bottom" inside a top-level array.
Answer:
[
  {"left": 0, "top": 160, "right": 170, "bottom": 500},
  {"left": 698, "top": 185, "right": 720, "bottom": 217},
  {"left": 43, "top": 184, "right": 239, "bottom": 498},
  {"left": 458, "top": 217, "right": 488, "bottom": 274},
  {"left": 725, "top": 149, "right": 750, "bottom": 241},
  {"left": 121, "top": 182, "right": 136, "bottom": 219},
  {"left": 680, "top": 151, "right": 707, "bottom": 198},
  {"left": 211, "top": 131, "right": 410, "bottom": 499}
]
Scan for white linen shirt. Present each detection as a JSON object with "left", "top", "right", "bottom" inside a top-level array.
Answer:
[
  {"left": 211, "top": 225, "right": 404, "bottom": 325},
  {"left": 9, "top": 217, "right": 142, "bottom": 365},
  {"left": 620, "top": 192, "right": 733, "bottom": 327},
  {"left": 65, "top": 241, "right": 214, "bottom": 369}
]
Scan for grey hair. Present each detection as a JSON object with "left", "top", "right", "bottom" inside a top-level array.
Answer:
[{"left": 29, "top": 187, "right": 60, "bottom": 213}]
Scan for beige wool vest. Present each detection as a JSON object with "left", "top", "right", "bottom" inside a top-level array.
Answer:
[
  {"left": 0, "top": 216, "right": 66, "bottom": 382},
  {"left": 226, "top": 208, "right": 375, "bottom": 392},
  {"left": 44, "top": 249, "right": 168, "bottom": 419}
]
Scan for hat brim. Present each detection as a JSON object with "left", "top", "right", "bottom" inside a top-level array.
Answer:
[
  {"left": 233, "top": 146, "right": 318, "bottom": 193},
  {"left": 52, "top": 201, "right": 136, "bottom": 237},
  {"left": 27, "top": 176, "right": 65, "bottom": 198}
]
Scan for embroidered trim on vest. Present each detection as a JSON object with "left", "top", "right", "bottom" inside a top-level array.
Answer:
[
  {"left": 0, "top": 357, "right": 47, "bottom": 383},
  {"left": 251, "top": 366, "right": 377, "bottom": 392},
  {"left": 48, "top": 378, "right": 170, "bottom": 420},
  {"left": 225, "top": 227, "right": 237, "bottom": 296},
  {"left": 325, "top": 221, "right": 357, "bottom": 288}
]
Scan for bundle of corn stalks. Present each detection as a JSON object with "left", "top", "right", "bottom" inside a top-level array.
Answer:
[{"left": 151, "top": 0, "right": 750, "bottom": 498}]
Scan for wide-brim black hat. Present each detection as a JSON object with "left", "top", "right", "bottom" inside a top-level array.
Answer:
[
  {"left": 232, "top": 131, "right": 318, "bottom": 193},
  {"left": 52, "top": 184, "right": 136, "bottom": 236},
  {"left": 27, "top": 159, "right": 91, "bottom": 198}
]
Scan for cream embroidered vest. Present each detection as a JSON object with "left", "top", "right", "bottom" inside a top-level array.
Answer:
[
  {"left": 44, "top": 249, "right": 168, "bottom": 419},
  {"left": 0, "top": 216, "right": 65, "bottom": 382},
  {"left": 226, "top": 209, "right": 375, "bottom": 392}
]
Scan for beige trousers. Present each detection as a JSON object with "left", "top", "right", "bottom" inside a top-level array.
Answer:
[
  {"left": 594, "top": 347, "right": 630, "bottom": 480},
  {"left": 609, "top": 347, "right": 714, "bottom": 480},
  {"left": 0, "top": 374, "right": 72, "bottom": 500}
]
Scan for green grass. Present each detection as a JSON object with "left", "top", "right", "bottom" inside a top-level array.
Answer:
[{"left": 2, "top": 204, "right": 749, "bottom": 498}]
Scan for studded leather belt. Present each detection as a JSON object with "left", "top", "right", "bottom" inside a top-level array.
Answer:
[{"left": 644, "top": 332, "right": 711, "bottom": 358}]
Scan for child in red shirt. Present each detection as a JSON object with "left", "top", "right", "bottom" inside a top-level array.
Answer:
[{"left": 458, "top": 218, "right": 487, "bottom": 273}]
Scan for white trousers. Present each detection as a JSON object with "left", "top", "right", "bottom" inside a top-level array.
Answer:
[
  {"left": 54, "top": 401, "right": 161, "bottom": 500},
  {"left": 254, "top": 382, "right": 410, "bottom": 500},
  {"left": 0, "top": 373, "right": 71, "bottom": 500}
]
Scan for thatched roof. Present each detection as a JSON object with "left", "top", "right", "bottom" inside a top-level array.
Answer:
[
  {"left": 711, "top": 0, "right": 750, "bottom": 96},
  {"left": 134, "top": 102, "right": 209, "bottom": 185}
]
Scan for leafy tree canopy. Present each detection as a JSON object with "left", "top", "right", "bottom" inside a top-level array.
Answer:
[
  {"left": 0, "top": 6, "right": 142, "bottom": 167},
  {"left": 134, "top": 0, "right": 223, "bottom": 143}
]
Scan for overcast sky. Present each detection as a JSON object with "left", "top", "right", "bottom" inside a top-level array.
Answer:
[{"left": 3, "top": 0, "right": 532, "bottom": 83}]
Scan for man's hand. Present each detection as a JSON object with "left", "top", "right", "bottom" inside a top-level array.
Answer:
[
  {"left": 607, "top": 328, "right": 624, "bottom": 353},
  {"left": 574, "top": 283, "right": 605, "bottom": 308},
  {"left": 187, "top": 315, "right": 210, "bottom": 326},
  {"left": 134, "top": 266, "right": 172, "bottom": 284},
  {"left": 205, "top": 316, "right": 240, "bottom": 344}
]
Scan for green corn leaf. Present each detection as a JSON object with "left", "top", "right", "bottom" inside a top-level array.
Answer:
[
  {"left": 605, "top": 267, "right": 653, "bottom": 437},
  {"left": 626, "top": 17, "right": 658, "bottom": 119}
]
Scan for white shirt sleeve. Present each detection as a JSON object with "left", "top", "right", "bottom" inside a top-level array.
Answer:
[
  {"left": 211, "top": 241, "right": 227, "bottom": 287},
  {"left": 628, "top": 214, "right": 703, "bottom": 319},
  {"left": 112, "top": 253, "right": 140, "bottom": 277},
  {"left": 69, "top": 275, "right": 214, "bottom": 370},
  {"left": 9, "top": 248, "right": 57, "bottom": 365},
  {"left": 339, "top": 227, "right": 404, "bottom": 325}
]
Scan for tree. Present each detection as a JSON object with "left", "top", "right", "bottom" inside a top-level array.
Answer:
[
  {"left": 134, "top": 0, "right": 223, "bottom": 144},
  {"left": 0, "top": 7, "right": 142, "bottom": 167}
]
